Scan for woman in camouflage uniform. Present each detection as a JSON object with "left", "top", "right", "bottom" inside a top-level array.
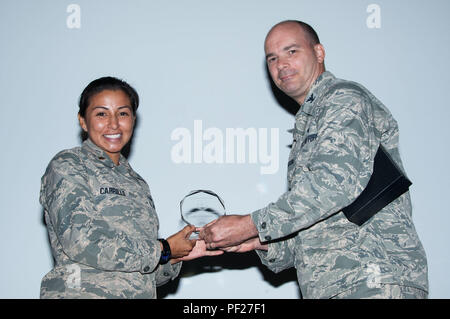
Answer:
[{"left": 40, "top": 77, "right": 221, "bottom": 298}]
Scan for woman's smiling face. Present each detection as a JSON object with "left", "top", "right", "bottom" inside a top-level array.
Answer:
[{"left": 78, "top": 89, "right": 135, "bottom": 165}]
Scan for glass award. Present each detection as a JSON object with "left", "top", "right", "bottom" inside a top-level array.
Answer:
[{"left": 180, "top": 189, "right": 226, "bottom": 238}]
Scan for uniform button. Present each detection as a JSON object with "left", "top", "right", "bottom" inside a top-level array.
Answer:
[
  {"left": 261, "top": 222, "right": 266, "bottom": 229},
  {"left": 269, "top": 259, "right": 276, "bottom": 263},
  {"left": 163, "top": 272, "right": 170, "bottom": 277},
  {"left": 265, "top": 235, "right": 272, "bottom": 241},
  {"left": 143, "top": 266, "right": 150, "bottom": 272},
  {"left": 303, "top": 166, "right": 309, "bottom": 172}
]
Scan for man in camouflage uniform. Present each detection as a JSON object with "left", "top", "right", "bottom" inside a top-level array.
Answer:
[
  {"left": 40, "top": 138, "right": 184, "bottom": 298},
  {"left": 200, "top": 20, "right": 428, "bottom": 298}
]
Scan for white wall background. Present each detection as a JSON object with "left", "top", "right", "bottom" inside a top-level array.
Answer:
[{"left": 0, "top": 0, "right": 449, "bottom": 298}]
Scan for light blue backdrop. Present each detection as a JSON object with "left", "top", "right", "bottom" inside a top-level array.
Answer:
[{"left": 1, "top": 0, "right": 448, "bottom": 298}]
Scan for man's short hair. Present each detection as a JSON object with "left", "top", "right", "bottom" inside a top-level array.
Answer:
[{"left": 273, "top": 20, "right": 321, "bottom": 46}]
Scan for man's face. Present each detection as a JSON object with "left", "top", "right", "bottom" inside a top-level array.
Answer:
[{"left": 265, "top": 22, "right": 325, "bottom": 105}]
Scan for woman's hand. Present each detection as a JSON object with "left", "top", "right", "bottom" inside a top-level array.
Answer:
[
  {"left": 172, "top": 240, "right": 224, "bottom": 264},
  {"left": 166, "top": 225, "right": 196, "bottom": 259}
]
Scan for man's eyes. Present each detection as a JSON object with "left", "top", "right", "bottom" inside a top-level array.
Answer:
[{"left": 267, "top": 50, "right": 297, "bottom": 64}]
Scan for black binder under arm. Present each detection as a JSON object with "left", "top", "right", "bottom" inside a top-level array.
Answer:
[{"left": 342, "top": 145, "right": 412, "bottom": 226}]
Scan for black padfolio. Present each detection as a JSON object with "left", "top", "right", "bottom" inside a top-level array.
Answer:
[{"left": 342, "top": 145, "right": 412, "bottom": 226}]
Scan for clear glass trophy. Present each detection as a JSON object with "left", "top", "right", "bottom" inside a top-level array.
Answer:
[{"left": 180, "top": 189, "right": 226, "bottom": 239}]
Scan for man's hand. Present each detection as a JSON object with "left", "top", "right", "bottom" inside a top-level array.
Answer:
[
  {"left": 171, "top": 240, "right": 224, "bottom": 264},
  {"left": 198, "top": 214, "right": 259, "bottom": 249},
  {"left": 220, "top": 237, "right": 268, "bottom": 253}
]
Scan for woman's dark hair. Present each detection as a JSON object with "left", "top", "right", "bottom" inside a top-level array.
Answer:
[{"left": 78, "top": 76, "right": 139, "bottom": 117}]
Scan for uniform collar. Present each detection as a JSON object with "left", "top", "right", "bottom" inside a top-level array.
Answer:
[
  {"left": 82, "top": 138, "right": 130, "bottom": 171},
  {"left": 297, "top": 71, "right": 335, "bottom": 116}
]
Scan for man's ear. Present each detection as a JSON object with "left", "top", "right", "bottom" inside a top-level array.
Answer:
[
  {"left": 78, "top": 113, "right": 88, "bottom": 132},
  {"left": 314, "top": 43, "right": 326, "bottom": 64}
]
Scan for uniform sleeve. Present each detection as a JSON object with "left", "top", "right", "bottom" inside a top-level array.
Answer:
[
  {"left": 40, "top": 151, "right": 161, "bottom": 274},
  {"left": 251, "top": 215, "right": 297, "bottom": 273},
  {"left": 155, "top": 262, "right": 183, "bottom": 286},
  {"left": 252, "top": 88, "right": 379, "bottom": 242}
]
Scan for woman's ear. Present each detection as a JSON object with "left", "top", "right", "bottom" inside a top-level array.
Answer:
[{"left": 78, "top": 113, "right": 88, "bottom": 132}]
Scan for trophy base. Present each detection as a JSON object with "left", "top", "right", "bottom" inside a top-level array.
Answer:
[{"left": 189, "top": 231, "right": 199, "bottom": 240}]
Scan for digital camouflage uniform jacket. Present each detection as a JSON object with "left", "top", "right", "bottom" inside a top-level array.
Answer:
[
  {"left": 251, "top": 71, "right": 428, "bottom": 298},
  {"left": 40, "top": 139, "right": 181, "bottom": 298}
]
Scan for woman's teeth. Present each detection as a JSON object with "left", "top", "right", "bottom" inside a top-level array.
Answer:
[{"left": 104, "top": 134, "right": 121, "bottom": 138}]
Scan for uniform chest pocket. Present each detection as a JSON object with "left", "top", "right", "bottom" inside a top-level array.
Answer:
[
  {"left": 92, "top": 181, "right": 150, "bottom": 214},
  {"left": 93, "top": 188, "right": 158, "bottom": 234},
  {"left": 287, "top": 121, "right": 318, "bottom": 186},
  {"left": 93, "top": 185, "right": 137, "bottom": 218},
  {"left": 299, "top": 131, "right": 318, "bottom": 158}
]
